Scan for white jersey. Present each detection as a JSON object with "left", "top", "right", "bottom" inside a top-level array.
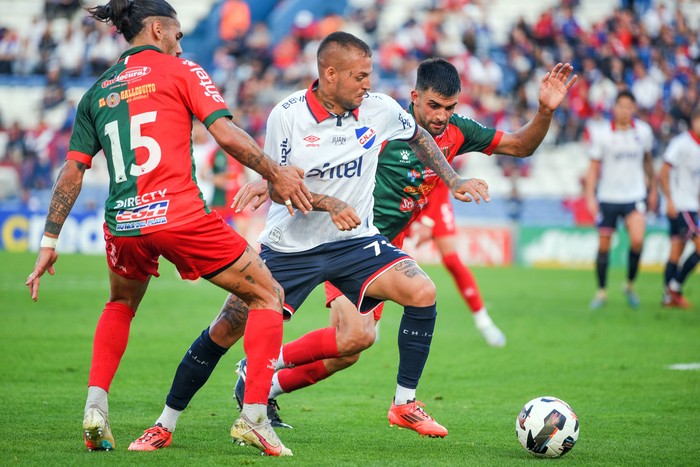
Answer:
[
  {"left": 663, "top": 130, "right": 700, "bottom": 211},
  {"left": 259, "top": 82, "right": 417, "bottom": 252},
  {"left": 588, "top": 119, "right": 654, "bottom": 203}
]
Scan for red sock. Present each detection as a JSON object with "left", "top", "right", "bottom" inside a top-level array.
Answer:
[
  {"left": 442, "top": 252, "right": 484, "bottom": 312},
  {"left": 281, "top": 327, "right": 340, "bottom": 367},
  {"left": 243, "top": 308, "right": 283, "bottom": 405},
  {"left": 277, "top": 360, "right": 331, "bottom": 393},
  {"left": 88, "top": 302, "right": 135, "bottom": 391}
]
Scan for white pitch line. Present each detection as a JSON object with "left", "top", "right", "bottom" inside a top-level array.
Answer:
[{"left": 667, "top": 363, "right": 700, "bottom": 371}]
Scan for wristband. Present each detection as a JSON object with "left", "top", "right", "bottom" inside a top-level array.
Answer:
[{"left": 40, "top": 235, "right": 58, "bottom": 249}]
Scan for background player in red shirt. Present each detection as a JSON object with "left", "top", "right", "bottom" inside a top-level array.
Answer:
[{"left": 24, "top": 0, "right": 311, "bottom": 457}]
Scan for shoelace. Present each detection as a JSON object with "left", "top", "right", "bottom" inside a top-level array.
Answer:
[
  {"left": 410, "top": 400, "right": 435, "bottom": 421},
  {"left": 138, "top": 426, "right": 165, "bottom": 442}
]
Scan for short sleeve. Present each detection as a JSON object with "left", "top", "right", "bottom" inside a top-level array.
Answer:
[
  {"left": 377, "top": 94, "right": 418, "bottom": 142},
  {"left": 663, "top": 136, "right": 681, "bottom": 166},
  {"left": 176, "top": 60, "right": 232, "bottom": 127},
  {"left": 452, "top": 114, "right": 500, "bottom": 155},
  {"left": 587, "top": 126, "right": 603, "bottom": 161},
  {"left": 67, "top": 90, "right": 101, "bottom": 165},
  {"left": 263, "top": 104, "right": 291, "bottom": 165}
]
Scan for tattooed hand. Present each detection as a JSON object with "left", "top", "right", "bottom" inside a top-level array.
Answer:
[{"left": 312, "top": 194, "right": 362, "bottom": 231}]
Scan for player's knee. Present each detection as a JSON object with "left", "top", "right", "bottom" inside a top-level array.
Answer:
[
  {"left": 250, "top": 282, "right": 285, "bottom": 313},
  {"left": 337, "top": 325, "right": 375, "bottom": 355},
  {"left": 209, "top": 316, "right": 241, "bottom": 349},
  {"left": 405, "top": 277, "right": 437, "bottom": 307}
]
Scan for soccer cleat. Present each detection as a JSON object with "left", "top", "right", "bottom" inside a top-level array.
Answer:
[
  {"left": 623, "top": 286, "right": 640, "bottom": 309},
  {"left": 230, "top": 413, "right": 292, "bottom": 456},
  {"left": 233, "top": 357, "right": 247, "bottom": 411},
  {"left": 666, "top": 290, "right": 692, "bottom": 309},
  {"left": 83, "top": 405, "right": 114, "bottom": 451},
  {"left": 589, "top": 294, "right": 606, "bottom": 310},
  {"left": 267, "top": 399, "right": 293, "bottom": 429},
  {"left": 128, "top": 423, "right": 172, "bottom": 451},
  {"left": 477, "top": 322, "right": 506, "bottom": 347},
  {"left": 234, "top": 358, "right": 292, "bottom": 429},
  {"left": 388, "top": 399, "right": 448, "bottom": 438}
]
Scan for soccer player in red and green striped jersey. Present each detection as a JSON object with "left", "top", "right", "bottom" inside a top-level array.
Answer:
[{"left": 24, "top": 0, "right": 312, "bottom": 457}]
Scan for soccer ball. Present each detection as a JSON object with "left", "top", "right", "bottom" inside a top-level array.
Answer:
[{"left": 515, "top": 396, "right": 579, "bottom": 458}]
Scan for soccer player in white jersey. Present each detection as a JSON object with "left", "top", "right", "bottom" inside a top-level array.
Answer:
[
  {"left": 659, "top": 107, "right": 700, "bottom": 308},
  {"left": 129, "top": 31, "right": 489, "bottom": 453},
  {"left": 584, "top": 90, "right": 657, "bottom": 309},
  {"left": 248, "top": 31, "right": 489, "bottom": 441}
]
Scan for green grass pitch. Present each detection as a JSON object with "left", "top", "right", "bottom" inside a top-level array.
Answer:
[{"left": 1, "top": 251, "right": 699, "bottom": 465}]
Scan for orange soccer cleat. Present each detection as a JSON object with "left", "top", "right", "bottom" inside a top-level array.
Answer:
[
  {"left": 388, "top": 399, "right": 448, "bottom": 438},
  {"left": 128, "top": 424, "right": 172, "bottom": 451}
]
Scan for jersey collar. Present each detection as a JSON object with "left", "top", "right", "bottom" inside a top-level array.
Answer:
[
  {"left": 611, "top": 120, "right": 635, "bottom": 131},
  {"left": 690, "top": 130, "right": 700, "bottom": 145},
  {"left": 305, "top": 80, "right": 360, "bottom": 123},
  {"left": 118, "top": 45, "right": 162, "bottom": 62}
]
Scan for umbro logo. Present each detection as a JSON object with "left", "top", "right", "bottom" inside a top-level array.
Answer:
[{"left": 303, "top": 134, "right": 320, "bottom": 147}]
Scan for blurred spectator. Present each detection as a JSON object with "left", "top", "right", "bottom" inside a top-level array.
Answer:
[
  {"left": 44, "top": 0, "right": 81, "bottom": 20},
  {"left": 54, "top": 23, "right": 86, "bottom": 78},
  {"left": 36, "top": 25, "right": 57, "bottom": 75},
  {"left": 42, "top": 66, "right": 66, "bottom": 110},
  {"left": 86, "top": 22, "right": 123, "bottom": 76},
  {"left": 0, "top": 28, "right": 21, "bottom": 74},
  {"left": 219, "top": 0, "right": 251, "bottom": 55}
]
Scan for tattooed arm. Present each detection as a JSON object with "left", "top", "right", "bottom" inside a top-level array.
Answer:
[
  {"left": 44, "top": 160, "right": 87, "bottom": 237},
  {"left": 208, "top": 117, "right": 312, "bottom": 215},
  {"left": 26, "top": 160, "right": 87, "bottom": 301},
  {"left": 311, "top": 193, "right": 361, "bottom": 231},
  {"left": 408, "top": 127, "right": 491, "bottom": 204}
]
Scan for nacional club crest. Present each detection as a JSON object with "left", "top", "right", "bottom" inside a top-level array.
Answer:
[{"left": 355, "top": 126, "right": 376, "bottom": 149}]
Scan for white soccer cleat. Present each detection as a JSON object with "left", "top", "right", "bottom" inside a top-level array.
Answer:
[
  {"left": 477, "top": 321, "right": 507, "bottom": 347},
  {"left": 231, "top": 413, "right": 292, "bottom": 457},
  {"left": 83, "top": 405, "right": 114, "bottom": 451}
]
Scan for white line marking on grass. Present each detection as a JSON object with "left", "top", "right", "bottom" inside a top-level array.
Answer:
[{"left": 667, "top": 363, "right": 700, "bottom": 371}]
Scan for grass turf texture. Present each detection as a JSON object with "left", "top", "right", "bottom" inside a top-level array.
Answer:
[{"left": 1, "top": 251, "right": 699, "bottom": 465}]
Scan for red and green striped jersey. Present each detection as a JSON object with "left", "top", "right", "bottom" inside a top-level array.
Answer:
[
  {"left": 67, "top": 45, "right": 232, "bottom": 236},
  {"left": 373, "top": 104, "right": 502, "bottom": 241}
]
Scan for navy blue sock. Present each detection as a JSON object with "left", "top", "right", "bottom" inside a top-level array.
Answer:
[
  {"left": 676, "top": 252, "right": 700, "bottom": 285},
  {"left": 664, "top": 262, "right": 678, "bottom": 288},
  {"left": 627, "top": 250, "right": 641, "bottom": 282},
  {"left": 397, "top": 304, "right": 437, "bottom": 389},
  {"left": 166, "top": 327, "right": 228, "bottom": 411},
  {"left": 596, "top": 251, "right": 609, "bottom": 289}
]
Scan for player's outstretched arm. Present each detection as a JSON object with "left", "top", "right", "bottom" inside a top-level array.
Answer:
[
  {"left": 26, "top": 160, "right": 87, "bottom": 301},
  {"left": 408, "top": 127, "right": 490, "bottom": 203},
  {"left": 493, "top": 63, "right": 577, "bottom": 158},
  {"left": 208, "top": 118, "right": 312, "bottom": 215}
]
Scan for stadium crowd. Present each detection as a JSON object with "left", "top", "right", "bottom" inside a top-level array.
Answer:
[{"left": 0, "top": 0, "right": 698, "bottom": 206}]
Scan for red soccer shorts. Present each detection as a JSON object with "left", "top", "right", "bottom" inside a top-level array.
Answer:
[
  {"left": 418, "top": 182, "right": 456, "bottom": 238},
  {"left": 103, "top": 210, "right": 248, "bottom": 282}
]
